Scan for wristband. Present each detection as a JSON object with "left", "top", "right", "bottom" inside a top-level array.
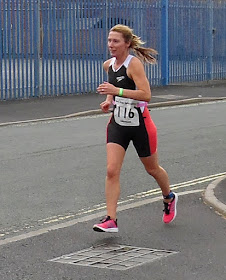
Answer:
[{"left": 119, "top": 88, "right": 123, "bottom": 97}]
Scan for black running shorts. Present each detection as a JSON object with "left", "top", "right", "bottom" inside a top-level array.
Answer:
[{"left": 107, "top": 107, "right": 157, "bottom": 157}]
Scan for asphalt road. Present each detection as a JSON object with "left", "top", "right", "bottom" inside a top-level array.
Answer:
[{"left": 0, "top": 100, "right": 226, "bottom": 279}]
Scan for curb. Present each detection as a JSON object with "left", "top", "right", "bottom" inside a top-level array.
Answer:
[
  {"left": 147, "top": 97, "right": 226, "bottom": 108},
  {"left": 0, "top": 97, "right": 226, "bottom": 127},
  {"left": 170, "top": 79, "right": 226, "bottom": 87},
  {"left": 0, "top": 109, "right": 103, "bottom": 127},
  {"left": 203, "top": 175, "right": 226, "bottom": 217}
]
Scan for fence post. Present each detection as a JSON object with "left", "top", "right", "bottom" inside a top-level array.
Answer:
[
  {"left": 103, "top": 0, "right": 109, "bottom": 62},
  {"left": 207, "top": 0, "right": 213, "bottom": 81},
  {"left": 161, "top": 0, "right": 169, "bottom": 86},
  {"left": 34, "top": 0, "right": 40, "bottom": 97},
  {"left": 102, "top": 0, "right": 109, "bottom": 81}
]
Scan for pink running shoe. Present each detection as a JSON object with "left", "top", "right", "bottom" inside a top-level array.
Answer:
[
  {"left": 93, "top": 216, "right": 118, "bottom": 233},
  {"left": 163, "top": 193, "right": 178, "bottom": 224}
]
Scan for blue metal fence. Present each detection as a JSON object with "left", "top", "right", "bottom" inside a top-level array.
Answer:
[
  {"left": 168, "top": 0, "right": 226, "bottom": 84},
  {"left": 0, "top": 0, "right": 226, "bottom": 100}
]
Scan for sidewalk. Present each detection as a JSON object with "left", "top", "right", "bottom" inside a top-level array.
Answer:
[{"left": 0, "top": 82, "right": 226, "bottom": 125}]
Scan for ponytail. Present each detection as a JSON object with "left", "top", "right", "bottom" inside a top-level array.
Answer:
[{"left": 110, "top": 24, "right": 158, "bottom": 64}]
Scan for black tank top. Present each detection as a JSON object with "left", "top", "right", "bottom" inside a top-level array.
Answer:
[{"left": 108, "top": 55, "right": 136, "bottom": 90}]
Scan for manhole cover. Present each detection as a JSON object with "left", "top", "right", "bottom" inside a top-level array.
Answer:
[{"left": 49, "top": 244, "right": 177, "bottom": 270}]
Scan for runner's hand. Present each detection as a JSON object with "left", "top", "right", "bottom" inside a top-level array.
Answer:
[
  {"left": 97, "top": 82, "right": 118, "bottom": 96},
  {"left": 100, "top": 100, "right": 111, "bottom": 113}
]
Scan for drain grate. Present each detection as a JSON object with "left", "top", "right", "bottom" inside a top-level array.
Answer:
[{"left": 49, "top": 244, "right": 177, "bottom": 270}]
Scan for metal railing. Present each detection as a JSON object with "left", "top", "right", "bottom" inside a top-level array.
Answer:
[{"left": 0, "top": 0, "right": 225, "bottom": 100}]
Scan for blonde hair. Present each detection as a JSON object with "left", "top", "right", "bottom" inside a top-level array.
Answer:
[{"left": 110, "top": 24, "right": 157, "bottom": 64}]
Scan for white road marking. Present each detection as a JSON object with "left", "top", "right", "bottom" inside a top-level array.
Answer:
[
  {"left": 0, "top": 188, "right": 207, "bottom": 246},
  {"left": 1, "top": 172, "right": 225, "bottom": 238},
  {"left": 1, "top": 172, "right": 225, "bottom": 244}
]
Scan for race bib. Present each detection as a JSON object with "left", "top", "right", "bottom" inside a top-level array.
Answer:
[{"left": 113, "top": 96, "right": 140, "bottom": 126}]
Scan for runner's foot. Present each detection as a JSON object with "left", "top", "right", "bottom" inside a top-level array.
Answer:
[
  {"left": 93, "top": 216, "right": 118, "bottom": 232},
  {"left": 163, "top": 193, "right": 178, "bottom": 223}
]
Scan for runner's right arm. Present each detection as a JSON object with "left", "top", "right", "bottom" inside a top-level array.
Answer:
[{"left": 100, "top": 60, "right": 113, "bottom": 112}]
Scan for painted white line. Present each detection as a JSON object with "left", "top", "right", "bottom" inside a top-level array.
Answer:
[
  {"left": 0, "top": 189, "right": 203, "bottom": 247},
  {"left": 39, "top": 172, "right": 226, "bottom": 225},
  {"left": 1, "top": 172, "right": 225, "bottom": 237},
  {"left": 127, "top": 172, "right": 226, "bottom": 199}
]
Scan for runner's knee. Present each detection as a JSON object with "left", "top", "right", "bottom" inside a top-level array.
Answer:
[
  {"left": 145, "top": 166, "right": 160, "bottom": 178},
  {"left": 106, "top": 164, "right": 120, "bottom": 180}
]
